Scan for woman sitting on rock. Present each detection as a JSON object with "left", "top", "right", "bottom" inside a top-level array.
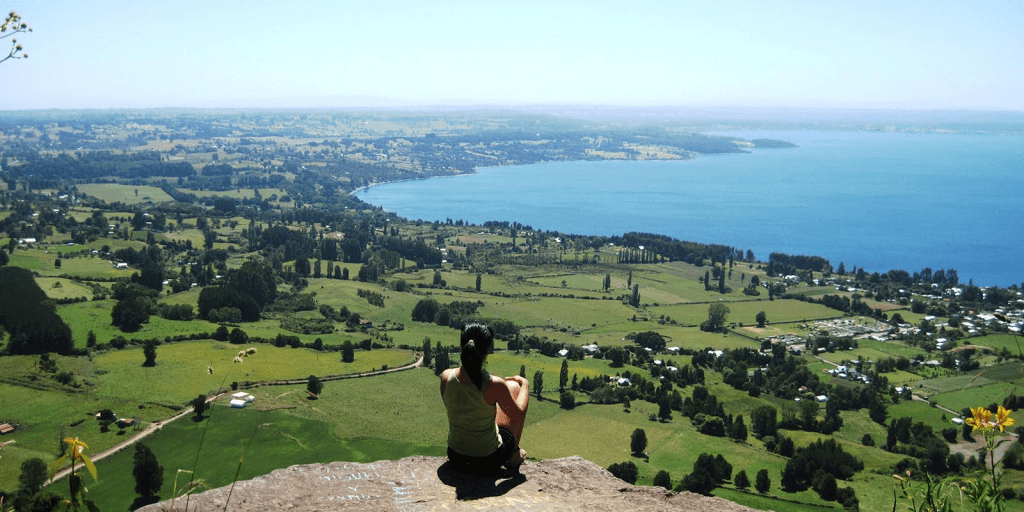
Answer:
[{"left": 440, "top": 323, "right": 529, "bottom": 473}]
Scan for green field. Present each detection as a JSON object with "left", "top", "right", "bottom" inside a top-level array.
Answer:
[{"left": 76, "top": 184, "right": 174, "bottom": 204}]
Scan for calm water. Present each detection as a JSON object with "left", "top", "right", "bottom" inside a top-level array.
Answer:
[{"left": 357, "top": 130, "right": 1024, "bottom": 287}]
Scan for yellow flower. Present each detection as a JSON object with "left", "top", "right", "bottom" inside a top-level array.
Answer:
[
  {"left": 996, "top": 405, "right": 1015, "bottom": 432},
  {"left": 965, "top": 406, "right": 995, "bottom": 432},
  {"left": 65, "top": 437, "right": 88, "bottom": 459}
]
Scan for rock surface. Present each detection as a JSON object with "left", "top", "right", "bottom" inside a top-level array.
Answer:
[{"left": 139, "top": 456, "right": 757, "bottom": 511}]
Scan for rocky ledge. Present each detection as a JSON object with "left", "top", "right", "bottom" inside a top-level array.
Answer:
[{"left": 138, "top": 455, "right": 755, "bottom": 511}]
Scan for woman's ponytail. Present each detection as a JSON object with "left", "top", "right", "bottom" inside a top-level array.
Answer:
[
  {"left": 460, "top": 323, "right": 494, "bottom": 390},
  {"left": 461, "top": 340, "right": 484, "bottom": 390}
]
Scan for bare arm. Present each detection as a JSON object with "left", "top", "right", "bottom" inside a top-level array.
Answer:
[
  {"left": 439, "top": 368, "right": 454, "bottom": 402},
  {"left": 487, "top": 375, "right": 528, "bottom": 416}
]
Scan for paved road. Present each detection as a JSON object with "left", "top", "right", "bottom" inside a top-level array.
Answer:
[{"left": 49, "top": 352, "right": 424, "bottom": 483}]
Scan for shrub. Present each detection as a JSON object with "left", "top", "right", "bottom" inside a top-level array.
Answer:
[{"left": 607, "top": 461, "right": 638, "bottom": 484}]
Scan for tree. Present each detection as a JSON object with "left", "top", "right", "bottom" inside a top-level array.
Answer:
[
  {"left": 191, "top": 394, "right": 207, "bottom": 418},
  {"left": 475, "top": 273, "right": 482, "bottom": 291},
  {"left": 229, "top": 327, "right": 248, "bottom": 345},
  {"left": 411, "top": 298, "right": 440, "bottom": 322},
  {"left": 734, "top": 469, "right": 750, "bottom": 490},
  {"left": 812, "top": 469, "right": 838, "bottom": 501},
  {"left": 559, "top": 391, "right": 575, "bottom": 410},
  {"left": 1, "top": 11, "right": 31, "bottom": 64},
  {"left": 653, "top": 470, "right": 672, "bottom": 490},
  {"left": 756, "top": 311, "right": 767, "bottom": 328},
  {"left": 294, "top": 256, "right": 311, "bottom": 277},
  {"left": 755, "top": 469, "right": 771, "bottom": 494},
  {"left": 0, "top": 248, "right": 8, "bottom": 266},
  {"left": 306, "top": 375, "right": 323, "bottom": 397},
  {"left": 701, "top": 303, "right": 730, "bottom": 332},
  {"left": 603, "top": 273, "right": 611, "bottom": 292},
  {"left": 658, "top": 395, "right": 672, "bottom": 422},
  {"left": 559, "top": 358, "right": 569, "bottom": 391},
  {"left": 681, "top": 467, "right": 715, "bottom": 495},
  {"left": 111, "top": 293, "right": 153, "bottom": 332},
  {"left": 422, "top": 338, "right": 433, "bottom": 368},
  {"left": 533, "top": 370, "right": 544, "bottom": 399},
  {"left": 607, "top": 461, "right": 638, "bottom": 484},
  {"left": 133, "top": 443, "right": 163, "bottom": 499},
  {"left": 750, "top": 405, "right": 778, "bottom": 438},
  {"left": 18, "top": 458, "right": 48, "bottom": 496},
  {"left": 729, "top": 414, "right": 748, "bottom": 442},
  {"left": 630, "top": 428, "right": 648, "bottom": 455},
  {"left": 142, "top": 340, "right": 157, "bottom": 367},
  {"left": 341, "top": 340, "right": 355, "bottom": 363}
]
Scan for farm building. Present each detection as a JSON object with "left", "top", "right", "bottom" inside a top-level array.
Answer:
[{"left": 0, "top": 423, "right": 14, "bottom": 434}]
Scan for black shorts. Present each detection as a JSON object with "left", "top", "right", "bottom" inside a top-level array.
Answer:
[{"left": 447, "top": 426, "right": 516, "bottom": 474}]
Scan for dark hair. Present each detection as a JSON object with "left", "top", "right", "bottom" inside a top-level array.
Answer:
[{"left": 460, "top": 323, "right": 494, "bottom": 390}]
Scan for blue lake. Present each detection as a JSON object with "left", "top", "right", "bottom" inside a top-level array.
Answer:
[{"left": 356, "top": 130, "right": 1024, "bottom": 287}]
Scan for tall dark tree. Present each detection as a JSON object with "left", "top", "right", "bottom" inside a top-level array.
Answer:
[
  {"left": 191, "top": 394, "right": 207, "bottom": 419},
  {"left": 422, "top": 337, "right": 433, "bottom": 368},
  {"left": 133, "top": 443, "right": 163, "bottom": 499},
  {"left": 294, "top": 256, "right": 311, "bottom": 277},
  {"left": 756, "top": 311, "right": 767, "bottom": 328},
  {"left": 630, "top": 428, "right": 648, "bottom": 455},
  {"left": 341, "top": 340, "right": 355, "bottom": 363},
  {"left": 533, "top": 371, "right": 544, "bottom": 399},
  {"left": 142, "top": 340, "right": 157, "bottom": 367},
  {"left": 559, "top": 358, "right": 569, "bottom": 391},
  {"left": 658, "top": 396, "right": 672, "bottom": 422},
  {"left": 734, "top": 470, "right": 750, "bottom": 490},
  {"left": 755, "top": 469, "right": 771, "bottom": 494}
]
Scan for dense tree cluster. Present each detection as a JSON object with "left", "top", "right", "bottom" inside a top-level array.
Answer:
[{"left": 0, "top": 266, "right": 74, "bottom": 355}]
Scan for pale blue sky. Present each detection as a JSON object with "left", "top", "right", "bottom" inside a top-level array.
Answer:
[{"left": 2, "top": 0, "right": 1023, "bottom": 110}]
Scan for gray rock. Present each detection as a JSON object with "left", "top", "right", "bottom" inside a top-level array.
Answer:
[{"left": 138, "top": 456, "right": 757, "bottom": 511}]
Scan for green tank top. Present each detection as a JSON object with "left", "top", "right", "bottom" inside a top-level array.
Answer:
[{"left": 444, "top": 370, "right": 501, "bottom": 457}]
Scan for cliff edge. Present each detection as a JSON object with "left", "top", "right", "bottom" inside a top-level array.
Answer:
[{"left": 138, "top": 456, "right": 755, "bottom": 511}]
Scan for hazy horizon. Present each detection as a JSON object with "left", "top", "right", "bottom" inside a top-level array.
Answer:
[{"left": 2, "top": 1, "right": 1023, "bottom": 112}]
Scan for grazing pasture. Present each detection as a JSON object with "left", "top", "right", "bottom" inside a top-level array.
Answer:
[{"left": 76, "top": 184, "right": 174, "bottom": 204}]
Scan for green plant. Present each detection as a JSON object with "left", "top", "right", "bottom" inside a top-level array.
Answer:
[
  {"left": 892, "top": 405, "right": 1016, "bottom": 512},
  {"left": 49, "top": 437, "right": 98, "bottom": 511}
]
